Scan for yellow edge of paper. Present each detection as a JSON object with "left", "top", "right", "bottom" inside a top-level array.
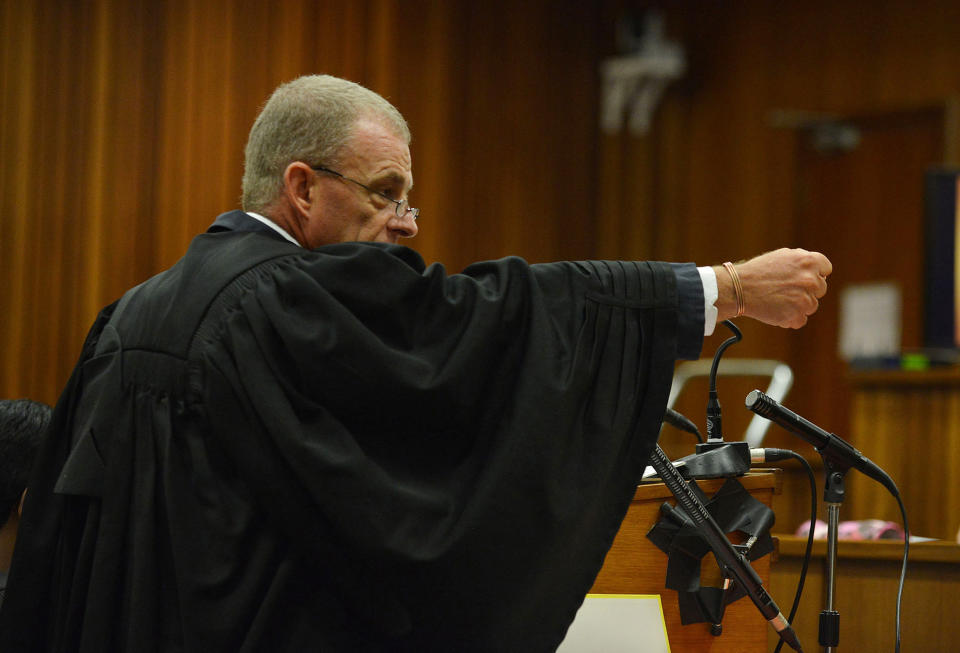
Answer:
[
  {"left": 583, "top": 593, "right": 671, "bottom": 652},
  {"left": 585, "top": 593, "right": 661, "bottom": 599}
]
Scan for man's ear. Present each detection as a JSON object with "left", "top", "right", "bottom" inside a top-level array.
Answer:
[{"left": 282, "top": 162, "right": 316, "bottom": 218}]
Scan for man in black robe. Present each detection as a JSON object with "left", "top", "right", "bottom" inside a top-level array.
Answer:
[{"left": 0, "top": 75, "right": 831, "bottom": 652}]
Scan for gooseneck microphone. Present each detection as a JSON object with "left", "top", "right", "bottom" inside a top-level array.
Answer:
[
  {"left": 647, "top": 445, "right": 804, "bottom": 651},
  {"left": 706, "top": 320, "right": 742, "bottom": 441},
  {"left": 745, "top": 389, "right": 897, "bottom": 496}
]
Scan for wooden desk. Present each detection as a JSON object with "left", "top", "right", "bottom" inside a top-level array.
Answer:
[
  {"left": 590, "top": 472, "right": 780, "bottom": 653},
  {"left": 770, "top": 535, "right": 960, "bottom": 652}
]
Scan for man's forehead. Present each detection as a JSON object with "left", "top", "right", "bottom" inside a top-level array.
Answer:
[
  {"left": 345, "top": 118, "right": 410, "bottom": 156},
  {"left": 342, "top": 118, "right": 413, "bottom": 187}
]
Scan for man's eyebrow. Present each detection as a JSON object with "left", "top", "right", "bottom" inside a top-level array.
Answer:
[{"left": 374, "top": 170, "right": 413, "bottom": 192}]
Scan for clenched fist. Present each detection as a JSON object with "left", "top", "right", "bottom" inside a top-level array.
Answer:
[{"left": 713, "top": 248, "right": 833, "bottom": 328}]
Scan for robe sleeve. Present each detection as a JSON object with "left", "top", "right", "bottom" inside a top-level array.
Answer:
[{"left": 194, "top": 243, "right": 700, "bottom": 651}]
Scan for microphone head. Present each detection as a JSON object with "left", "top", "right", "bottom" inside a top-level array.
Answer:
[{"left": 745, "top": 389, "right": 771, "bottom": 416}]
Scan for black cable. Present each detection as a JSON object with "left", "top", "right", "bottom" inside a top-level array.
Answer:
[
  {"left": 708, "top": 320, "right": 743, "bottom": 392},
  {"left": 706, "top": 320, "right": 742, "bottom": 441},
  {"left": 758, "top": 449, "right": 816, "bottom": 653},
  {"left": 893, "top": 490, "right": 909, "bottom": 653},
  {"left": 662, "top": 407, "right": 703, "bottom": 443}
]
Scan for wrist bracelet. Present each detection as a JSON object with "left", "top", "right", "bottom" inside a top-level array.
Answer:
[{"left": 722, "top": 261, "right": 745, "bottom": 317}]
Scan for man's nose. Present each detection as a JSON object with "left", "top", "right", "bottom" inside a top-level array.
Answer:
[{"left": 391, "top": 212, "right": 418, "bottom": 238}]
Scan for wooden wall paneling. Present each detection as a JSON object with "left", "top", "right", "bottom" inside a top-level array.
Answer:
[
  {"left": 0, "top": 0, "right": 163, "bottom": 402},
  {"left": 521, "top": 1, "right": 601, "bottom": 263},
  {"left": 206, "top": 4, "right": 241, "bottom": 217},
  {"left": 595, "top": 131, "right": 627, "bottom": 260},
  {"left": 457, "top": 3, "right": 538, "bottom": 265},
  {"left": 502, "top": 2, "right": 544, "bottom": 263},
  {"left": 52, "top": 0, "right": 99, "bottom": 393},
  {"left": 846, "top": 372, "right": 960, "bottom": 540},
  {"left": 772, "top": 537, "right": 960, "bottom": 651},
  {"left": 448, "top": 6, "right": 497, "bottom": 270},
  {"left": 154, "top": 0, "right": 248, "bottom": 268},
  {"left": 313, "top": 3, "right": 372, "bottom": 83},
  {"left": 872, "top": 1, "right": 960, "bottom": 106},
  {"left": 596, "top": 130, "right": 658, "bottom": 262},
  {"left": 6, "top": 0, "right": 958, "bottom": 471},
  {"left": 97, "top": 0, "right": 164, "bottom": 304},
  {"left": 81, "top": 0, "right": 124, "bottom": 314},
  {"left": 654, "top": 2, "right": 800, "bottom": 367},
  {"left": 2, "top": 0, "right": 612, "bottom": 403},
  {"left": 789, "top": 107, "right": 946, "bottom": 452},
  {"left": 651, "top": 93, "right": 693, "bottom": 263},
  {"left": 0, "top": 0, "right": 37, "bottom": 398},
  {"left": 24, "top": 2, "right": 61, "bottom": 401},
  {"left": 609, "top": 0, "right": 960, "bottom": 533},
  {"left": 946, "top": 386, "right": 960, "bottom": 540},
  {"left": 383, "top": 2, "right": 467, "bottom": 269},
  {"left": 51, "top": 0, "right": 144, "bottom": 394},
  {"left": 366, "top": 1, "right": 401, "bottom": 110},
  {"left": 153, "top": 0, "right": 319, "bottom": 269},
  {"left": 545, "top": 3, "right": 604, "bottom": 265},
  {"left": 474, "top": 4, "right": 532, "bottom": 263},
  {"left": 403, "top": 0, "right": 603, "bottom": 270},
  {"left": 154, "top": 0, "right": 205, "bottom": 269}
]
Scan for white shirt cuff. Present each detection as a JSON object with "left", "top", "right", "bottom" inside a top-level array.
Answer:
[{"left": 698, "top": 265, "right": 718, "bottom": 336}]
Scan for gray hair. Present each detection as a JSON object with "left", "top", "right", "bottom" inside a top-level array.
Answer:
[{"left": 241, "top": 74, "right": 410, "bottom": 213}]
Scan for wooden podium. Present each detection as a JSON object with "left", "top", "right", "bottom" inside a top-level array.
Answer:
[{"left": 589, "top": 472, "right": 780, "bottom": 653}]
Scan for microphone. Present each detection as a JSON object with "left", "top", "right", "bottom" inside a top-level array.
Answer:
[
  {"left": 647, "top": 445, "right": 804, "bottom": 651},
  {"left": 745, "top": 389, "right": 897, "bottom": 495},
  {"left": 663, "top": 407, "right": 701, "bottom": 438},
  {"left": 706, "top": 320, "right": 742, "bottom": 442}
]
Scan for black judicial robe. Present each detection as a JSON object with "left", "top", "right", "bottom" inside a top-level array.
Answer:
[{"left": 0, "top": 211, "right": 703, "bottom": 652}]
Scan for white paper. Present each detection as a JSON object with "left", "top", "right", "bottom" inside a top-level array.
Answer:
[
  {"left": 556, "top": 595, "right": 671, "bottom": 653},
  {"left": 838, "top": 282, "right": 901, "bottom": 361}
]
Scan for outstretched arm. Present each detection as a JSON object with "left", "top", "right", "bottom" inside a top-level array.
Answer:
[{"left": 713, "top": 248, "right": 833, "bottom": 328}]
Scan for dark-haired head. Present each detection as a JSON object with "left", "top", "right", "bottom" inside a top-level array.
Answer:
[{"left": 0, "top": 399, "right": 52, "bottom": 528}]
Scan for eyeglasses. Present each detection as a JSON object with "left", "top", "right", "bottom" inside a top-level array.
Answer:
[{"left": 312, "top": 165, "right": 419, "bottom": 221}]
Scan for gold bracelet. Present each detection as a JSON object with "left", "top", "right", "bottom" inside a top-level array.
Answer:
[{"left": 722, "top": 261, "right": 745, "bottom": 317}]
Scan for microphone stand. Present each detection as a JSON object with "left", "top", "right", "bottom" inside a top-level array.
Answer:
[
  {"left": 746, "top": 389, "right": 902, "bottom": 652},
  {"left": 819, "top": 459, "right": 846, "bottom": 652}
]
